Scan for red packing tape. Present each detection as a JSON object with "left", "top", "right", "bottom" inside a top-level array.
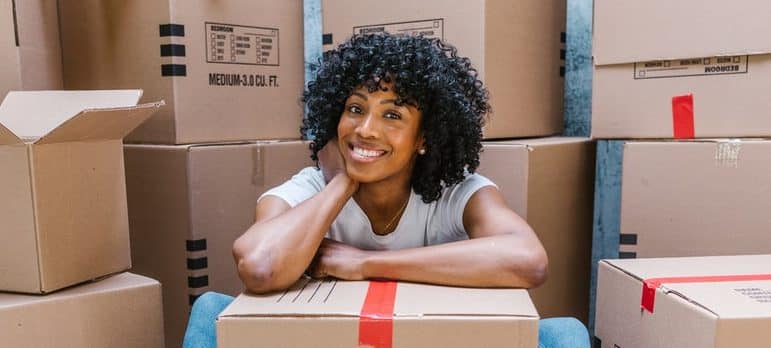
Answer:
[
  {"left": 359, "top": 281, "right": 398, "bottom": 348},
  {"left": 672, "top": 94, "right": 695, "bottom": 139},
  {"left": 641, "top": 274, "right": 771, "bottom": 313}
]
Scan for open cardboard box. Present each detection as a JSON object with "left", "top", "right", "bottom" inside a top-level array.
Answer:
[{"left": 0, "top": 90, "right": 162, "bottom": 293}]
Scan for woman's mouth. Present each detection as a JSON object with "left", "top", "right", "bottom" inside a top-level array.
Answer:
[{"left": 349, "top": 144, "right": 387, "bottom": 162}]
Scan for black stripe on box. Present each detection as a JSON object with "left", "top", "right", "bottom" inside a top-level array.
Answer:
[
  {"left": 560, "top": 31, "right": 566, "bottom": 43},
  {"left": 186, "top": 239, "right": 207, "bottom": 252},
  {"left": 11, "top": 0, "right": 19, "bottom": 46},
  {"left": 161, "top": 64, "right": 187, "bottom": 76},
  {"left": 189, "top": 294, "right": 202, "bottom": 306},
  {"left": 159, "top": 24, "right": 185, "bottom": 37},
  {"left": 322, "top": 33, "right": 333, "bottom": 45},
  {"left": 188, "top": 275, "right": 209, "bottom": 288},
  {"left": 161, "top": 44, "right": 186, "bottom": 57},
  {"left": 560, "top": 66, "right": 565, "bottom": 77},
  {"left": 187, "top": 257, "right": 208, "bottom": 270},
  {"left": 619, "top": 252, "right": 637, "bottom": 259},
  {"left": 619, "top": 233, "right": 638, "bottom": 245},
  {"left": 560, "top": 48, "right": 566, "bottom": 60}
]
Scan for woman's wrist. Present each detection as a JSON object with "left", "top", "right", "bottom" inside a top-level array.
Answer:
[{"left": 330, "top": 172, "right": 358, "bottom": 197}]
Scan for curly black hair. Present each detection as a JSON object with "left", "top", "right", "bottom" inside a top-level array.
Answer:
[{"left": 301, "top": 33, "right": 490, "bottom": 203}]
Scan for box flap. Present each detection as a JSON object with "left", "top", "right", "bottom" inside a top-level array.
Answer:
[
  {"left": 664, "top": 280, "right": 771, "bottom": 319},
  {"left": 219, "top": 278, "right": 538, "bottom": 319},
  {"left": 0, "top": 90, "right": 142, "bottom": 142},
  {"left": 35, "top": 101, "right": 164, "bottom": 144},
  {"left": 0, "top": 123, "right": 22, "bottom": 145},
  {"left": 593, "top": 0, "right": 771, "bottom": 65}
]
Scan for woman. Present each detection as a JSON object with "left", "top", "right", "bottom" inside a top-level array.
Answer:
[{"left": 184, "top": 33, "right": 589, "bottom": 348}]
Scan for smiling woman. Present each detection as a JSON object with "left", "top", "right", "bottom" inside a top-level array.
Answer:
[{"left": 182, "top": 33, "right": 589, "bottom": 348}]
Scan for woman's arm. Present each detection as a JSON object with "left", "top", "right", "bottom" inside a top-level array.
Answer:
[
  {"left": 233, "top": 141, "right": 356, "bottom": 294},
  {"left": 312, "top": 186, "right": 548, "bottom": 288}
]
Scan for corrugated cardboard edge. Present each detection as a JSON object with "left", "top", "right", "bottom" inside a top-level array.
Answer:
[{"left": 35, "top": 101, "right": 164, "bottom": 144}]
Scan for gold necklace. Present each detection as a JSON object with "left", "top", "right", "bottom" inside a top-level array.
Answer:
[{"left": 377, "top": 195, "right": 409, "bottom": 235}]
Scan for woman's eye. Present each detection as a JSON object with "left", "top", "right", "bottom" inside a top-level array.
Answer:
[
  {"left": 347, "top": 105, "right": 362, "bottom": 114},
  {"left": 384, "top": 111, "right": 402, "bottom": 120}
]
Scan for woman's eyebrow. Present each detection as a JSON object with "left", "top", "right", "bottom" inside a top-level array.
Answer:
[
  {"left": 380, "top": 99, "right": 400, "bottom": 106},
  {"left": 350, "top": 92, "right": 368, "bottom": 100}
]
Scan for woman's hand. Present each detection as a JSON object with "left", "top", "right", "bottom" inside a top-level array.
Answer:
[
  {"left": 308, "top": 239, "right": 371, "bottom": 281},
  {"left": 318, "top": 138, "right": 347, "bottom": 184}
]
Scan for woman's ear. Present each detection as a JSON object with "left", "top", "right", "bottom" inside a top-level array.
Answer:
[{"left": 416, "top": 134, "right": 427, "bottom": 155}]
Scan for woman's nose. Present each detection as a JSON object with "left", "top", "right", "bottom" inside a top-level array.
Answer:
[{"left": 355, "top": 113, "right": 378, "bottom": 138}]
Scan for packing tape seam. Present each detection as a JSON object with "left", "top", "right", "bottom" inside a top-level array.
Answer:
[{"left": 641, "top": 274, "right": 771, "bottom": 313}]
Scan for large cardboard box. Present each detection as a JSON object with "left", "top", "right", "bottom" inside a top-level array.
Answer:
[
  {"left": 592, "top": 0, "right": 771, "bottom": 138},
  {"left": 217, "top": 278, "right": 539, "bottom": 347},
  {"left": 322, "top": 0, "right": 566, "bottom": 139},
  {"left": 59, "top": 0, "right": 304, "bottom": 144},
  {"left": 479, "top": 137, "right": 595, "bottom": 323},
  {"left": 602, "top": 140, "right": 771, "bottom": 260},
  {"left": 595, "top": 255, "right": 771, "bottom": 348},
  {"left": 0, "top": 0, "right": 62, "bottom": 99},
  {"left": 124, "top": 140, "right": 312, "bottom": 347},
  {"left": 0, "top": 272, "right": 164, "bottom": 348},
  {"left": 0, "top": 90, "right": 161, "bottom": 294}
]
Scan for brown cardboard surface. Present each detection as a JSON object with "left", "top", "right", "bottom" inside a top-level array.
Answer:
[
  {"left": 596, "top": 255, "right": 771, "bottom": 348},
  {"left": 322, "top": 0, "right": 565, "bottom": 139},
  {"left": 0, "top": 0, "right": 62, "bottom": 99},
  {"left": 59, "top": 0, "right": 305, "bottom": 144},
  {"left": 124, "top": 140, "right": 312, "bottom": 348},
  {"left": 592, "top": 55, "right": 771, "bottom": 138},
  {"left": 592, "top": 0, "right": 771, "bottom": 139},
  {"left": 593, "top": 0, "right": 771, "bottom": 65},
  {"left": 217, "top": 279, "right": 538, "bottom": 347},
  {"left": 478, "top": 137, "right": 595, "bottom": 322},
  {"left": 0, "top": 91, "right": 161, "bottom": 294},
  {"left": 618, "top": 140, "right": 771, "bottom": 259},
  {"left": 0, "top": 272, "right": 164, "bottom": 348}
]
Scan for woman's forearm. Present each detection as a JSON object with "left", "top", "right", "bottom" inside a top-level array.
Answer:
[
  {"left": 362, "top": 234, "right": 548, "bottom": 288},
  {"left": 233, "top": 174, "right": 356, "bottom": 293}
]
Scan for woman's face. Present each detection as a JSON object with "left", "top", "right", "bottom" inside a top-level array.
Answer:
[{"left": 337, "top": 82, "right": 424, "bottom": 185}]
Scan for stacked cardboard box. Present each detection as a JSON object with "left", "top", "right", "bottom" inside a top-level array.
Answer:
[
  {"left": 321, "top": 0, "right": 566, "bottom": 139},
  {"left": 123, "top": 140, "right": 312, "bottom": 346},
  {"left": 595, "top": 255, "right": 771, "bottom": 348},
  {"left": 0, "top": 0, "right": 62, "bottom": 98},
  {"left": 58, "top": 0, "right": 305, "bottom": 144},
  {"left": 56, "top": 1, "right": 308, "bottom": 346},
  {"left": 0, "top": 90, "right": 164, "bottom": 346},
  {"left": 590, "top": 0, "right": 771, "bottom": 339}
]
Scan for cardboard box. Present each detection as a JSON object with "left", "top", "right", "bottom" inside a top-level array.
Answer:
[
  {"left": 595, "top": 255, "right": 771, "bottom": 348},
  {"left": 0, "top": 90, "right": 161, "bottom": 294},
  {"left": 0, "top": 0, "right": 63, "bottom": 99},
  {"left": 592, "top": 0, "right": 771, "bottom": 138},
  {"left": 608, "top": 140, "right": 771, "bottom": 259},
  {"left": 0, "top": 272, "right": 164, "bottom": 348},
  {"left": 217, "top": 279, "right": 539, "bottom": 347},
  {"left": 58, "top": 0, "right": 304, "bottom": 144},
  {"left": 322, "top": 0, "right": 565, "bottom": 139},
  {"left": 479, "top": 137, "right": 595, "bottom": 322},
  {"left": 124, "top": 140, "right": 312, "bottom": 347}
]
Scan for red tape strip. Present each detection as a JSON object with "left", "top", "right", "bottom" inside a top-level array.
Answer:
[
  {"left": 359, "top": 281, "right": 398, "bottom": 348},
  {"left": 641, "top": 274, "right": 771, "bottom": 313},
  {"left": 672, "top": 94, "right": 695, "bottom": 139}
]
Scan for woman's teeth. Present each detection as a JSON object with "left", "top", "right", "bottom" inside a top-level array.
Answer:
[{"left": 353, "top": 146, "right": 385, "bottom": 158}]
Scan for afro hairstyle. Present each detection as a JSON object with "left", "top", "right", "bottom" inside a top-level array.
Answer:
[{"left": 301, "top": 33, "right": 490, "bottom": 203}]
